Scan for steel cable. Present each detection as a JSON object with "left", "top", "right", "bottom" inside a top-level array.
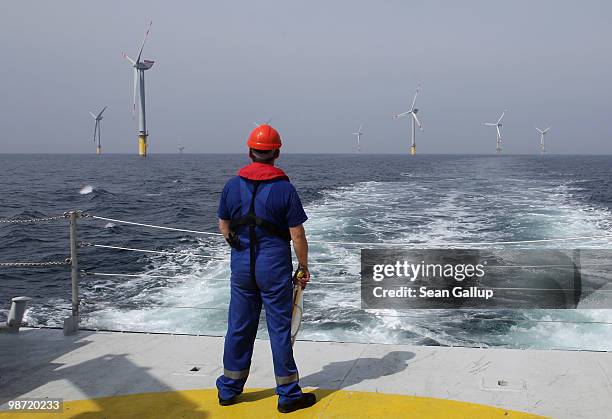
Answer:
[
  {"left": 0, "top": 258, "right": 71, "bottom": 268},
  {"left": 0, "top": 214, "right": 67, "bottom": 224},
  {"left": 86, "top": 213, "right": 612, "bottom": 247}
]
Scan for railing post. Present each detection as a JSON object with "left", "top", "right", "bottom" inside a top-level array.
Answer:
[
  {"left": 1, "top": 296, "right": 32, "bottom": 333},
  {"left": 63, "top": 211, "right": 80, "bottom": 335}
]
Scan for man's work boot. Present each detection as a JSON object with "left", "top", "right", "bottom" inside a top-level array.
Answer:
[
  {"left": 277, "top": 393, "right": 316, "bottom": 413},
  {"left": 218, "top": 393, "right": 238, "bottom": 406}
]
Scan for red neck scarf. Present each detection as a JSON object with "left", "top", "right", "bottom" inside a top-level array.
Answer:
[{"left": 237, "top": 162, "right": 289, "bottom": 181}]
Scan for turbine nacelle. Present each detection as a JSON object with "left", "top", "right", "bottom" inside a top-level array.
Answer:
[
  {"left": 137, "top": 60, "right": 155, "bottom": 70},
  {"left": 89, "top": 106, "right": 107, "bottom": 121},
  {"left": 536, "top": 126, "right": 551, "bottom": 134},
  {"left": 482, "top": 110, "right": 507, "bottom": 131},
  {"left": 123, "top": 54, "right": 154, "bottom": 70}
]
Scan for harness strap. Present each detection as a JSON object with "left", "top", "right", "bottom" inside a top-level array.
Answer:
[
  {"left": 229, "top": 179, "right": 292, "bottom": 282},
  {"left": 229, "top": 181, "right": 291, "bottom": 241},
  {"left": 248, "top": 181, "right": 260, "bottom": 282},
  {"left": 229, "top": 216, "right": 291, "bottom": 241}
]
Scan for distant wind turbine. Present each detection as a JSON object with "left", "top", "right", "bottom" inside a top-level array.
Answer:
[
  {"left": 253, "top": 118, "right": 272, "bottom": 127},
  {"left": 352, "top": 125, "right": 363, "bottom": 153},
  {"left": 89, "top": 107, "right": 107, "bottom": 155},
  {"left": 482, "top": 110, "right": 507, "bottom": 154},
  {"left": 178, "top": 145, "right": 185, "bottom": 154},
  {"left": 536, "top": 126, "right": 551, "bottom": 154},
  {"left": 123, "top": 21, "right": 154, "bottom": 157},
  {"left": 393, "top": 84, "right": 423, "bottom": 155}
]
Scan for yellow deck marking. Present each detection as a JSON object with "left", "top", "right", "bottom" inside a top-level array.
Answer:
[{"left": 1, "top": 388, "right": 546, "bottom": 418}]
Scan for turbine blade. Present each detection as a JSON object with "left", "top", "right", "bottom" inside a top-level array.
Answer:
[
  {"left": 497, "top": 110, "right": 506, "bottom": 124},
  {"left": 132, "top": 68, "right": 138, "bottom": 118},
  {"left": 97, "top": 106, "right": 107, "bottom": 118},
  {"left": 544, "top": 126, "right": 551, "bottom": 133},
  {"left": 122, "top": 52, "right": 136, "bottom": 65},
  {"left": 412, "top": 113, "right": 423, "bottom": 130},
  {"left": 411, "top": 84, "right": 420, "bottom": 110},
  {"left": 89, "top": 111, "right": 97, "bottom": 119},
  {"left": 482, "top": 122, "right": 496, "bottom": 126},
  {"left": 358, "top": 124, "right": 363, "bottom": 133},
  {"left": 496, "top": 126, "right": 501, "bottom": 139},
  {"left": 536, "top": 127, "right": 543, "bottom": 134},
  {"left": 394, "top": 111, "right": 411, "bottom": 119},
  {"left": 93, "top": 120, "right": 98, "bottom": 142},
  {"left": 136, "top": 21, "right": 153, "bottom": 63}
]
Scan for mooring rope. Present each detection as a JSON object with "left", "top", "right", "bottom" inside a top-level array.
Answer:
[
  {"left": 80, "top": 242, "right": 227, "bottom": 260},
  {"left": 81, "top": 270, "right": 358, "bottom": 285},
  {"left": 88, "top": 215, "right": 223, "bottom": 236},
  {"left": 86, "top": 213, "right": 612, "bottom": 247},
  {"left": 81, "top": 241, "right": 350, "bottom": 266},
  {"left": 308, "top": 235, "right": 612, "bottom": 247}
]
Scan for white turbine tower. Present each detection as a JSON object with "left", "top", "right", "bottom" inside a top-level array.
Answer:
[
  {"left": 393, "top": 84, "right": 423, "bottom": 155},
  {"left": 352, "top": 125, "right": 363, "bottom": 153},
  {"left": 123, "top": 21, "right": 154, "bottom": 157},
  {"left": 536, "top": 126, "right": 551, "bottom": 154},
  {"left": 482, "top": 110, "right": 506, "bottom": 154},
  {"left": 89, "top": 106, "right": 107, "bottom": 155}
]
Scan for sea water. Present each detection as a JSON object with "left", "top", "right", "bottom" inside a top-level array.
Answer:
[{"left": 1, "top": 154, "right": 611, "bottom": 350}]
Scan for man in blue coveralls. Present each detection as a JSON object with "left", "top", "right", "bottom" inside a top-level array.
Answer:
[{"left": 216, "top": 124, "right": 316, "bottom": 413}]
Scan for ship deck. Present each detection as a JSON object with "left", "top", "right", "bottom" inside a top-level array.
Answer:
[{"left": 1, "top": 328, "right": 611, "bottom": 418}]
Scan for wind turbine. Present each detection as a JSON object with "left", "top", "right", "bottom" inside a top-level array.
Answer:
[
  {"left": 352, "top": 125, "right": 363, "bottom": 153},
  {"left": 123, "top": 21, "right": 154, "bottom": 157},
  {"left": 536, "top": 126, "right": 551, "bottom": 154},
  {"left": 393, "top": 84, "right": 423, "bottom": 155},
  {"left": 178, "top": 145, "right": 185, "bottom": 154},
  {"left": 482, "top": 110, "right": 506, "bottom": 154},
  {"left": 89, "top": 107, "right": 107, "bottom": 155},
  {"left": 253, "top": 118, "right": 272, "bottom": 127}
]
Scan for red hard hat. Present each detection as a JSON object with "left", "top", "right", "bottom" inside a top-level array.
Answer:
[{"left": 247, "top": 124, "right": 282, "bottom": 150}]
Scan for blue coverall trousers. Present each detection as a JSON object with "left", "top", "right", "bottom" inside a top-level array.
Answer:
[{"left": 216, "top": 252, "right": 302, "bottom": 404}]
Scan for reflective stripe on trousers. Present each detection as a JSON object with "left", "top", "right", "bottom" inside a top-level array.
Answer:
[
  {"left": 276, "top": 373, "right": 299, "bottom": 385},
  {"left": 224, "top": 368, "right": 249, "bottom": 380}
]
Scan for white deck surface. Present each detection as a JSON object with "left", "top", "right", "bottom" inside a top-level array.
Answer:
[{"left": 0, "top": 328, "right": 611, "bottom": 418}]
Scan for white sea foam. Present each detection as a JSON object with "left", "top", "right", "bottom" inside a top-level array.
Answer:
[
  {"left": 82, "top": 171, "right": 612, "bottom": 350},
  {"left": 79, "top": 185, "right": 94, "bottom": 195}
]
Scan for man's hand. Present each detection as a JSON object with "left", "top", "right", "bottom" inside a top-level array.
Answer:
[
  {"left": 290, "top": 225, "right": 310, "bottom": 288},
  {"left": 294, "top": 267, "right": 311, "bottom": 289},
  {"left": 219, "top": 219, "right": 231, "bottom": 238}
]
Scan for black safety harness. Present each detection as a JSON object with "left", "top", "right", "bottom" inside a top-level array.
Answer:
[{"left": 228, "top": 180, "right": 291, "bottom": 281}]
